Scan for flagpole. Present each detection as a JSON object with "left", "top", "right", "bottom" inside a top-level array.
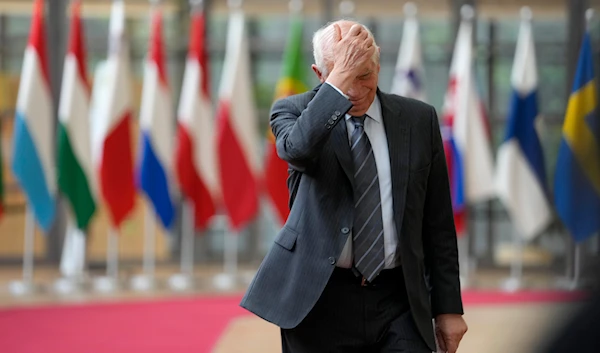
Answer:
[
  {"left": 556, "top": 8, "right": 595, "bottom": 291},
  {"left": 213, "top": 215, "right": 239, "bottom": 290},
  {"left": 224, "top": 229, "right": 238, "bottom": 275},
  {"left": 168, "top": 200, "right": 197, "bottom": 291},
  {"left": 458, "top": 4, "right": 475, "bottom": 290},
  {"left": 565, "top": 8, "right": 595, "bottom": 292},
  {"left": 94, "top": 228, "right": 121, "bottom": 292},
  {"left": 143, "top": 209, "right": 156, "bottom": 278},
  {"left": 500, "top": 7, "right": 534, "bottom": 293},
  {"left": 168, "top": 0, "right": 204, "bottom": 291},
  {"left": 571, "top": 243, "right": 582, "bottom": 290},
  {"left": 458, "top": 232, "right": 470, "bottom": 289},
  {"left": 9, "top": 206, "right": 37, "bottom": 296},
  {"left": 182, "top": 0, "right": 204, "bottom": 281},
  {"left": 22, "top": 207, "right": 35, "bottom": 285},
  {"left": 502, "top": 230, "right": 525, "bottom": 292},
  {"left": 181, "top": 201, "right": 195, "bottom": 277},
  {"left": 511, "top": 233, "right": 524, "bottom": 288},
  {"left": 132, "top": 206, "right": 157, "bottom": 291},
  {"left": 556, "top": 232, "right": 576, "bottom": 289},
  {"left": 107, "top": 228, "right": 119, "bottom": 278},
  {"left": 183, "top": 0, "right": 202, "bottom": 280},
  {"left": 212, "top": 0, "right": 244, "bottom": 293},
  {"left": 54, "top": 219, "right": 87, "bottom": 294}
]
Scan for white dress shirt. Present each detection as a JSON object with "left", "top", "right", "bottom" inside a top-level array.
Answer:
[{"left": 326, "top": 83, "right": 400, "bottom": 269}]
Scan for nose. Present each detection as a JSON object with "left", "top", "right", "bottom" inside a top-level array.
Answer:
[{"left": 347, "top": 83, "right": 362, "bottom": 99}]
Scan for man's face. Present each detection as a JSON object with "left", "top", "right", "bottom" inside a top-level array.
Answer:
[
  {"left": 345, "top": 60, "right": 379, "bottom": 116},
  {"left": 313, "top": 59, "right": 380, "bottom": 117}
]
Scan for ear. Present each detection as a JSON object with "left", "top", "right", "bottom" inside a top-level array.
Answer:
[{"left": 311, "top": 64, "right": 326, "bottom": 83}]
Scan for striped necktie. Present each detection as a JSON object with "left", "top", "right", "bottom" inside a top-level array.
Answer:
[{"left": 350, "top": 115, "right": 385, "bottom": 282}]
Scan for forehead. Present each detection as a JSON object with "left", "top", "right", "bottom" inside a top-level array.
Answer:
[{"left": 360, "top": 60, "right": 378, "bottom": 73}]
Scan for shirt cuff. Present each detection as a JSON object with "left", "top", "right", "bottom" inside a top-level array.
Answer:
[{"left": 325, "top": 81, "right": 349, "bottom": 99}]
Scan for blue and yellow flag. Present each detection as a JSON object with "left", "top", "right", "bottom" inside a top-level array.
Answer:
[{"left": 555, "top": 32, "right": 600, "bottom": 242}]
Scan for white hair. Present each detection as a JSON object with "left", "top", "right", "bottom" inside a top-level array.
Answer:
[{"left": 312, "top": 20, "right": 380, "bottom": 77}]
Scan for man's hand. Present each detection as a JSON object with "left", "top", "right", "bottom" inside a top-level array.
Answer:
[
  {"left": 326, "top": 23, "right": 375, "bottom": 93},
  {"left": 435, "top": 314, "right": 467, "bottom": 353}
]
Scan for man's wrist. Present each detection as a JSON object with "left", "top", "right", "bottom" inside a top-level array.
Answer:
[{"left": 325, "top": 70, "right": 353, "bottom": 96}]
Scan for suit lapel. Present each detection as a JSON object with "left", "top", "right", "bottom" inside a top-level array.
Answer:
[
  {"left": 378, "top": 90, "right": 410, "bottom": 236},
  {"left": 331, "top": 117, "right": 355, "bottom": 190}
]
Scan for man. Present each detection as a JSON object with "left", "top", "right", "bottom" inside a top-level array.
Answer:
[{"left": 241, "top": 20, "right": 467, "bottom": 353}]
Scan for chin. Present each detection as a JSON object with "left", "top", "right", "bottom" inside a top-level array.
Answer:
[{"left": 349, "top": 109, "right": 368, "bottom": 116}]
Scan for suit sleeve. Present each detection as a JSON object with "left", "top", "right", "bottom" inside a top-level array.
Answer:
[
  {"left": 270, "top": 84, "right": 353, "bottom": 171},
  {"left": 422, "top": 107, "right": 464, "bottom": 317}
]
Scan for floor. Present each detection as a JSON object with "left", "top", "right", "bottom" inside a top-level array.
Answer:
[
  {"left": 0, "top": 265, "right": 585, "bottom": 353},
  {"left": 213, "top": 303, "right": 577, "bottom": 353}
]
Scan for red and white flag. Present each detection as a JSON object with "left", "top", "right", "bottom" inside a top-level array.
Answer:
[
  {"left": 441, "top": 8, "right": 495, "bottom": 235},
  {"left": 175, "top": 8, "right": 218, "bottom": 230},
  {"left": 90, "top": 0, "right": 136, "bottom": 228},
  {"left": 215, "top": 9, "right": 260, "bottom": 230}
]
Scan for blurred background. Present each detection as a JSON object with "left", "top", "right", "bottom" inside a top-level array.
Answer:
[{"left": 0, "top": 0, "right": 598, "bottom": 352}]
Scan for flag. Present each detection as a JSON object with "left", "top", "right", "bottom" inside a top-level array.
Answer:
[
  {"left": 57, "top": 0, "right": 96, "bottom": 231},
  {"left": 59, "top": 59, "right": 108, "bottom": 278},
  {"left": 264, "top": 15, "right": 308, "bottom": 225},
  {"left": 216, "top": 9, "right": 260, "bottom": 230},
  {"left": 390, "top": 10, "right": 425, "bottom": 101},
  {"left": 175, "top": 8, "right": 218, "bottom": 230},
  {"left": 554, "top": 31, "right": 600, "bottom": 242},
  {"left": 11, "top": 0, "right": 56, "bottom": 232},
  {"left": 138, "top": 6, "right": 176, "bottom": 229},
  {"left": 91, "top": 0, "right": 136, "bottom": 228},
  {"left": 496, "top": 16, "right": 552, "bottom": 241},
  {"left": 441, "top": 14, "right": 495, "bottom": 234}
]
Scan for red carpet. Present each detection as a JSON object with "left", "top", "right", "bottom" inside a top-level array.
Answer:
[
  {"left": 0, "top": 290, "right": 587, "bottom": 353},
  {"left": 0, "top": 295, "right": 249, "bottom": 353}
]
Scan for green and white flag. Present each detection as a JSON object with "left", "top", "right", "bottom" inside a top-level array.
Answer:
[{"left": 57, "top": 1, "right": 96, "bottom": 231}]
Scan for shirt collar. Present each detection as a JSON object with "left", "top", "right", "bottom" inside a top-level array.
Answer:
[{"left": 345, "top": 94, "right": 381, "bottom": 123}]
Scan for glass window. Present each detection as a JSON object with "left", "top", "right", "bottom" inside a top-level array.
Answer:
[{"left": 5, "top": 15, "right": 30, "bottom": 74}]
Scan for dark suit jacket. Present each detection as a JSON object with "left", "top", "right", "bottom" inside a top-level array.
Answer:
[{"left": 241, "top": 83, "right": 463, "bottom": 350}]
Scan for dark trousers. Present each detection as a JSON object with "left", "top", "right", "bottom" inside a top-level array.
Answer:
[{"left": 281, "top": 267, "right": 432, "bottom": 353}]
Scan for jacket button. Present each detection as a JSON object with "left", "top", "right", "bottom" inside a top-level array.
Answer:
[
  {"left": 328, "top": 257, "right": 336, "bottom": 265},
  {"left": 341, "top": 227, "right": 349, "bottom": 234},
  {"left": 334, "top": 110, "right": 341, "bottom": 116}
]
